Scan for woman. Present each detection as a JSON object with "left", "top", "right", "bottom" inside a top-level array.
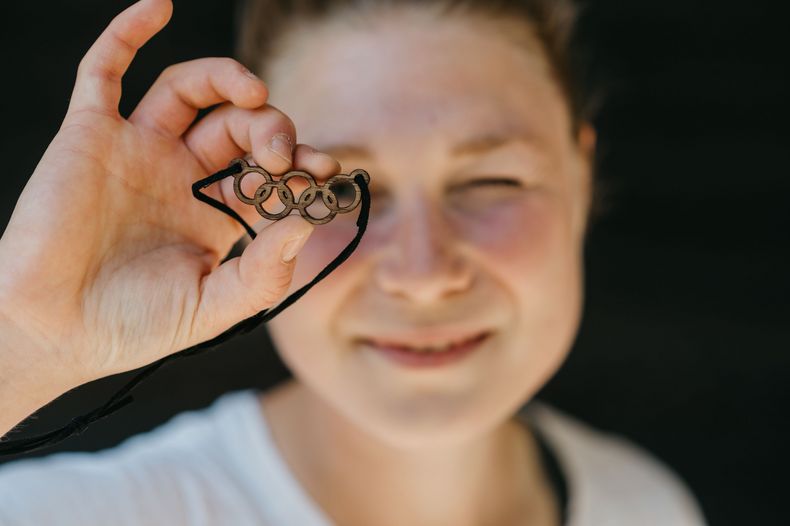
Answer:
[{"left": 0, "top": 0, "right": 706, "bottom": 524}]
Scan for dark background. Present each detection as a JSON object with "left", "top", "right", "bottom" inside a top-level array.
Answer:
[{"left": 1, "top": 1, "right": 788, "bottom": 524}]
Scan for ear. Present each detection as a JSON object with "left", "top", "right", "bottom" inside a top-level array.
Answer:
[
  {"left": 574, "top": 122, "right": 597, "bottom": 238},
  {"left": 578, "top": 122, "right": 596, "bottom": 164}
]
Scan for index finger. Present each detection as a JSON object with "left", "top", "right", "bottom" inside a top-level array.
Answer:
[{"left": 68, "top": 0, "right": 173, "bottom": 115}]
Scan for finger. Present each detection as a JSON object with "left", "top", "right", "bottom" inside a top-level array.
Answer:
[
  {"left": 128, "top": 57, "right": 268, "bottom": 137},
  {"left": 274, "top": 144, "right": 343, "bottom": 201},
  {"left": 184, "top": 103, "right": 298, "bottom": 232},
  {"left": 189, "top": 215, "right": 314, "bottom": 343},
  {"left": 184, "top": 102, "right": 296, "bottom": 176},
  {"left": 69, "top": 0, "right": 173, "bottom": 115},
  {"left": 292, "top": 144, "right": 341, "bottom": 180}
]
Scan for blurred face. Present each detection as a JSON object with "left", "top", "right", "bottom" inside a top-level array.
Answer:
[{"left": 260, "top": 7, "right": 593, "bottom": 447}]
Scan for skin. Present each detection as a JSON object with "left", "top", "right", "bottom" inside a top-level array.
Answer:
[
  {"left": 0, "top": 0, "right": 333, "bottom": 433},
  {"left": 254, "top": 6, "right": 595, "bottom": 526}
]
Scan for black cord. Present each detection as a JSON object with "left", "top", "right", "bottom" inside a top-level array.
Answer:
[{"left": 0, "top": 159, "right": 371, "bottom": 456}]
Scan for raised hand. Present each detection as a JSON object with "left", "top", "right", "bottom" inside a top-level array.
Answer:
[{"left": 0, "top": 0, "right": 340, "bottom": 431}]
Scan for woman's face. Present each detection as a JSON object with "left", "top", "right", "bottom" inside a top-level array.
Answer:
[{"left": 261, "top": 7, "right": 593, "bottom": 447}]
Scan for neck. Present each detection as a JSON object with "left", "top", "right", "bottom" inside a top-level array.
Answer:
[{"left": 259, "top": 380, "right": 559, "bottom": 526}]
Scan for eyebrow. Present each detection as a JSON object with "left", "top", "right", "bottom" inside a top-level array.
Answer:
[
  {"left": 320, "top": 132, "right": 531, "bottom": 160},
  {"left": 451, "top": 133, "right": 524, "bottom": 156}
]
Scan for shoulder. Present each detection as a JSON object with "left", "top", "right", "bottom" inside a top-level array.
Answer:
[
  {"left": 0, "top": 389, "right": 265, "bottom": 526},
  {"left": 521, "top": 401, "right": 707, "bottom": 526}
]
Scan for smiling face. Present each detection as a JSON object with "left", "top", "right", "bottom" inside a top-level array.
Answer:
[{"left": 258, "top": 5, "right": 593, "bottom": 447}]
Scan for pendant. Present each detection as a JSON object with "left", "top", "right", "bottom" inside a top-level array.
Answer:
[{"left": 230, "top": 158, "right": 370, "bottom": 225}]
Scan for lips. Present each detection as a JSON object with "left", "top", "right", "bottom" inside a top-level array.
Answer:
[
  {"left": 360, "top": 330, "right": 490, "bottom": 353},
  {"left": 354, "top": 329, "right": 494, "bottom": 368}
]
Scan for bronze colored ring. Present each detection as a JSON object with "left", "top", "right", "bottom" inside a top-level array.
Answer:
[{"left": 230, "top": 158, "right": 370, "bottom": 225}]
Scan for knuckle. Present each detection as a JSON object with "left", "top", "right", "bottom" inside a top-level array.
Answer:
[
  {"left": 255, "top": 267, "right": 294, "bottom": 310},
  {"left": 76, "top": 53, "right": 99, "bottom": 79},
  {"left": 156, "top": 58, "right": 245, "bottom": 85},
  {"left": 159, "top": 62, "right": 181, "bottom": 81},
  {"left": 77, "top": 55, "right": 89, "bottom": 74},
  {"left": 196, "top": 57, "right": 242, "bottom": 76},
  {"left": 217, "top": 56, "right": 242, "bottom": 70},
  {"left": 108, "top": 29, "right": 136, "bottom": 55},
  {"left": 186, "top": 56, "right": 236, "bottom": 72}
]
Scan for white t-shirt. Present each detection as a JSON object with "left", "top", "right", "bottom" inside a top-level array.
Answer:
[{"left": 0, "top": 390, "right": 706, "bottom": 525}]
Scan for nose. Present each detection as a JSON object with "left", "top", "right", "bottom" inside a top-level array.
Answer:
[{"left": 373, "top": 194, "right": 473, "bottom": 304}]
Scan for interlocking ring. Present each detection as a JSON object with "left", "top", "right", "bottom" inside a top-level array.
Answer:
[{"left": 230, "top": 158, "right": 371, "bottom": 225}]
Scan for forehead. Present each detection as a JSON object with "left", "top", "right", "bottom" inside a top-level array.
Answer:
[{"left": 265, "top": 8, "right": 570, "bottom": 157}]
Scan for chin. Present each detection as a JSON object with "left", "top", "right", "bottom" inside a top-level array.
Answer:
[
  {"left": 366, "top": 412, "right": 497, "bottom": 450},
  {"left": 345, "top": 344, "right": 558, "bottom": 448},
  {"left": 279, "top": 323, "right": 572, "bottom": 449},
  {"left": 341, "top": 383, "right": 523, "bottom": 450}
]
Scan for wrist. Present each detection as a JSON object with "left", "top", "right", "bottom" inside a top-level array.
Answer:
[{"left": 0, "top": 291, "right": 77, "bottom": 437}]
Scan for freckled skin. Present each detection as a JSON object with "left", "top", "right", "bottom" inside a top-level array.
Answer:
[{"left": 259, "top": 9, "right": 593, "bottom": 448}]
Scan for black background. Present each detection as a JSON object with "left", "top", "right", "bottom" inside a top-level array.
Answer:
[{"left": 1, "top": 1, "right": 788, "bottom": 524}]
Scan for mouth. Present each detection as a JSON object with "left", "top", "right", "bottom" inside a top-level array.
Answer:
[{"left": 355, "top": 330, "right": 493, "bottom": 368}]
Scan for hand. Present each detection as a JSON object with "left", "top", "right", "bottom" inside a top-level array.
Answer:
[{"left": 0, "top": 0, "right": 340, "bottom": 393}]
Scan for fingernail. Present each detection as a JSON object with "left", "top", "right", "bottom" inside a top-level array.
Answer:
[
  {"left": 280, "top": 230, "right": 311, "bottom": 263},
  {"left": 267, "top": 133, "right": 293, "bottom": 164}
]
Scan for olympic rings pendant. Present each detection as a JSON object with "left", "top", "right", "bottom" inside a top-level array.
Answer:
[{"left": 230, "top": 158, "right": 371, "bottom": 225}]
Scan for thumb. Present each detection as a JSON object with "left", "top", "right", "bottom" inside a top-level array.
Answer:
[{"left": 189, "top": 214, "right": 314, "bottom": 344}]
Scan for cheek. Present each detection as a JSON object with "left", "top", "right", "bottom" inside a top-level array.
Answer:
[
  {"left": 458, "top": 192, "right": 562, "bottom": 271},
  {"left": 462, "top": 190, "right": 581, "bottom": 364},
  {"left": 289, "top": 218, "right": 364, "bottom": 285},
  {"left": 270, "top": 217, "right": 370, "bottom": 372}
]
